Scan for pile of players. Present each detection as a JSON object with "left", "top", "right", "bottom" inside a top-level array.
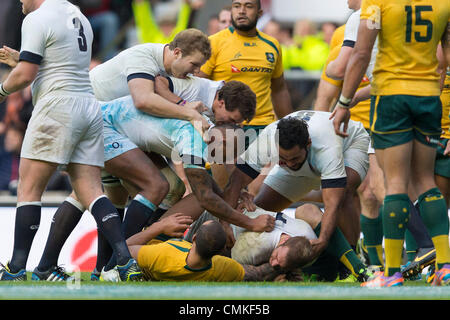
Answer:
[{"left": 0, "top": 0, "right": 448, "bottom": 287}]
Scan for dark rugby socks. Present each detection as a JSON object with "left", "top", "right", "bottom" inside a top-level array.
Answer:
[
  {"left": 36, "top": 198, "right": 84, "bottom": 272},
  {"left": 9, "top": 202, "right": 42, "bottom": 273},
  {"left": 89, "top": 196, "right": 131, "bottom": 266},
  {"left": 122, "top": 194, "right": 157, "bottom": 238}
]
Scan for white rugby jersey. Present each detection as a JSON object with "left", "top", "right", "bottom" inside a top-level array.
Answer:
[
  {"left": 167, "top": 75, "right": 225, "bottom": 123},
  {"left": 343, "top": 9, "right": 378, "bottom": 81},
  {"left": 231, "top": 208, "right": 317, "bottom": 266},
  {"left": 238, "top": 110, "right": 366, "bottom": 187},
  {"left": 168, "top": 76, "right": 224, "bottom": 111},
  {"left": 89, "top": 43, "right": 167, "bottom": 101},
  {"left": 19, "top": 0, "right": 94, "bottom": 105}
]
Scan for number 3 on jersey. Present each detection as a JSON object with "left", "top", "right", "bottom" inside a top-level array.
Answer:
[
  {"left": 72, "top": 17, "right": 88, "bottom": 52},
  {"left": 405, "top": 5, "right": 433, "bottom": 43}
]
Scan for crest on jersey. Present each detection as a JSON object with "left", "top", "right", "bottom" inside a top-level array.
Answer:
[{"left": 265, "top": 52, "right": 275, "bottom": 63}]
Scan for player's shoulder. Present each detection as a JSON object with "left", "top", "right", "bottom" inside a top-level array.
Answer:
[
  {"left": 256, "top": 30, "right": 282, "bottom": 55},
  {"left": 209, "top": 27, "right": 235, "bottom": 45}
]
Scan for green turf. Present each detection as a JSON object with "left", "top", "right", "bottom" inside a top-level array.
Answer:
[{"left": 0, "top": 272, "right": 449, "bottom": 300}]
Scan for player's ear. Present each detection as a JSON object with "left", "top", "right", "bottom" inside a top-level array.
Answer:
[{"left": 173, "top": 47, "right": 183, "bottom": 59}]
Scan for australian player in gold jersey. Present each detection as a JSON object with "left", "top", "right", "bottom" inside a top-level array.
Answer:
[
  {"left": 331, "top": 0, "right": 450, "bottom": 287},
  {"left": 124, "top": 213, "right": 284, "bottom": 282},
  {"left": 197, "top": 0, "right": 293, "bottom": 193}
]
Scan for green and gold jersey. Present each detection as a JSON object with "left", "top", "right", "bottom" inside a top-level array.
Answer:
[
  {"left": 361, "top": 0, "right": 450, "bottom": 96},
  {"left": 201, "top": 27, "right": 284, "bottom": 126},
  {"left": 137, "top": 238, "right": 245, "bottom": 282}
]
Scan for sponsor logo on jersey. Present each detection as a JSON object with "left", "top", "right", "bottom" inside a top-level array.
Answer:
[
  {"left": 244, "top": 42, "right": 257, "bottom": 47},
  {"left": 240, "top": 66, "right": 273, "bottom": 73},
  {"left": 230, "top": 52, "right": 242, "bottom": 61},
  {"left": 231, "top": 64, "right": 241, "bottom": 73}
]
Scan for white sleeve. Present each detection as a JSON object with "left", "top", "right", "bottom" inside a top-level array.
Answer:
[
  {"left": 19, "top": 12, "right": 47, "bottom": 64},
  {"left": 236, "top": 124, "right": 279, "bottom": 179},
  {"left": 343, "top": 10, "right": 361, "bottom": 47},
  {"left": 125, "top": 48, "right": 160, "bottom": 81}
]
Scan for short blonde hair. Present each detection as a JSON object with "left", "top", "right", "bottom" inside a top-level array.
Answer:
[{"left": 168, "top": 28, "right": 211, "bottom": 60}]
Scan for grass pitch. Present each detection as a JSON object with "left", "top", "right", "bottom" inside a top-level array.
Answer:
[{"left": 0, "top": 272, "right": 449, "bottom": 300}]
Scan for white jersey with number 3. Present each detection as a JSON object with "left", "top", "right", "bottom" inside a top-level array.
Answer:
[{"left": 19, "top": 0, "right": 94, "bottom": 105}]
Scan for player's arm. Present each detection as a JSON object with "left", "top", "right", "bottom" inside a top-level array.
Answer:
[
  {"left": 271, "top": 75, "right": 294, "bottom": 119},
  {"left": 313, "top": 79, "right": 341, "bottom": 111},
  {"left": 350, "top": 85, "right": 371, "bottom": 107},
  {"left": 0, "top": 61, "right": 39, "bottom": 103},
  {"left": 222, "top": 164, "right": 257, "bottom": 209},
  {"left": 127, "top": 213, "right": 193, "bottom": 258},
  {"left": 128, "top": 78, "right": 210, "bottom": 133},
  {"left": 441, "top": 22, "right": 450, "bottom": 66},
  {"left": 154, "top": 75, "right": 183, "bottom": 104},
  {"left": 242, "top": 262, "right": 282, "bottom": 281},
  {"left": 330, "top": 19, "right": 379, "bottom": 137},
  {"left": 325, "top": 45, "right": 354, "bottom": 80},
  {"left": 184, "top": 167, "right": 275, "bottom": 232},
  {"left": 309, "top": 183, "right": 346, "bottom": 257}
]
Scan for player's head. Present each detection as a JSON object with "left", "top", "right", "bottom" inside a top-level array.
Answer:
[
  {"left": 275, "top": 117, "right": 311, "bottom": 171},
  {"left": 218, "top": 6, "right": 232, "bottom": 30},
  {"left": 206, "top": 122, "right": 243, "bottom": 164},
  {"left": 168, "top": 29, "right": 211, "bottom": 78},
  {"left": 193, "top": 220, "right": 227, "bottom": 260},
  {"left": 230, "top": 0, "right": 262, "bottom": 32},
  {"left": 269, "top": 236, "right": 313, "bottom": 271},
  {"left": 20, "top": 0, "right": 42, "bottom": 15},
  {"left": 213, "top": 81, "right": 256, "bottom": 124}
]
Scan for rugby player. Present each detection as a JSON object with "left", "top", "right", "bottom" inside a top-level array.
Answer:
[
  {"left": 197, "top": 0, "right": 293, "bottom": 192},
  {"left": 0, "top": 0, "right": 142, "bottom": 281},
  {"left": 224, "top": 111, "right": 370, "bottom": 257},
  {"left": 119, "top": 214, "right": 283, "bottom": 282},
  {"left": 331, "top": 0, "right": 450, "bottom": 286}
]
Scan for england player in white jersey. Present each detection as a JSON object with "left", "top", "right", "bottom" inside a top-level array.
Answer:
[
  {"left": 100, "top": 80, "right": 273, "bottom": 228},
  {"left": 89, "top": 29, "right": 212, "bottom": 132},
  {"left": 223, "top": 110, "right": 370, "bottom": 259},
  {"left": 0, "top": 0, "right": 142, "bottom": 282},
  {"left": 232, "top": 204, "right": 370, "bottom": 281}
]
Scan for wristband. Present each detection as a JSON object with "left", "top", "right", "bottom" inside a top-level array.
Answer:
[
  {"left": 176, "top": 99, "right": 187, "bottom": 106},
  {"left": 338, "top": 94, "right": 352, "bottom": 109},
  {"left": 0, "top": 83, "right": 11, "bottom": 97}
]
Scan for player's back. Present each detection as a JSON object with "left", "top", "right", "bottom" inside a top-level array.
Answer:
[
  {"left": 23, "top": 0, "right": 94, "bottom": 103},
  {"left": 361, "top": 0, "right": 450, "bottom": 96}
]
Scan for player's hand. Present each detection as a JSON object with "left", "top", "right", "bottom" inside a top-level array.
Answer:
[
  {"left": 237, "top": 190, "right": 256, "bottom": 212},
  {"left": 329, "top": 103, "right": 351, "bottom": 137},
  {"left": 185, "top": 100, "right": 208, "bottom": 114},
  {"left": 157, "top": 213, "right": 193, "bottom": 238},
  {"left": 0, "top": 46, "right": 19, "bottom": 68},
  {"left": 250, "top": 214, "right": 275, "bottom": 232},
  {"left": 444, "top": 139, "right": 450, "bottom": 157},
  {"left": 309, "top": 238, "right": 328, "bottom": 258},
  {"left": 220, "top": 220, "right": 236, "bottom": 249}
]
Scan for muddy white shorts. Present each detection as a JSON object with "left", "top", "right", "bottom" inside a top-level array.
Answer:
[{"left": 21, "top": 93, "right": 104, "bottom": 167}]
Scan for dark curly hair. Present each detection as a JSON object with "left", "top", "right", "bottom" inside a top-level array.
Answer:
[
  {"left": 276, "top": 117, "right": 310, "bottom": 150},
  {"left": 217, "top": 81, "right": 256, "bottom": 123}
]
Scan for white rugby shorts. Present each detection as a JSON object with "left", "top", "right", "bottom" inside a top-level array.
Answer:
[{"left": 21, "top": 93, "right": 104, "bottom": 167}]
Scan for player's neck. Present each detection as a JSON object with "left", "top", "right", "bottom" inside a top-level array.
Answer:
[
  {"left": 162, "top": 45, "right": 173, "bottom": 75},
  {"left": 235, "top": 28, "right": 258, "bottom": 37},
  {"left": 186, "top": 249, "right": 211, "bottom": 270}
]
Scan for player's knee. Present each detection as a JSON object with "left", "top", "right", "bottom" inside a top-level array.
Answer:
[
  {"left": 295, "top": 203, "right": 322, "bottom": 228},
  {"left": 160, "top": 166, "right": 186, "bottom": 209}
]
